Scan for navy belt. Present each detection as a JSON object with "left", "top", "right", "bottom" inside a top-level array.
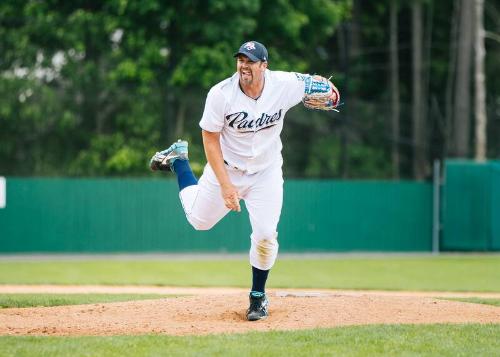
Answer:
[{"left": 224, "top": 160, "right": 240, "bottom": 171}]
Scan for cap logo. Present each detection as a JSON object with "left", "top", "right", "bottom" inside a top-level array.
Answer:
[{"left": 244, "top": 42, "right": 256, "bottom": 51}]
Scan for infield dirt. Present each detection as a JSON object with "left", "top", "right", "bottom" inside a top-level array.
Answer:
[{"left": 1, "top": 286, "right": 499, "bottom": 336}]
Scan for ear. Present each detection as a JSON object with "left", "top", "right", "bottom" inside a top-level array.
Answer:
[{"left": 261, "top": 61, "right": 268, "bottom": 69}]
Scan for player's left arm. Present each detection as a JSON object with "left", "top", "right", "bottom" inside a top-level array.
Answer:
[{"left": 282, "top": 71, "right": 341, "bottom": 111}]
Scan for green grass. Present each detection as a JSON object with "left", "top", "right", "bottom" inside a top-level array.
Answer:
[
  {"left": 444, "top": 297, "right": 500, "bottom": 307},
  {"left": 1, "top": 257, "right": 498, "bottom": 355},
  {"left": 0, "top": 256, "right": 499, "bottom": 291},
  {"left": 1, "top": 324, "right": 499, "bottom": 357},
  {"left": 0, "top": 294, "right": 172, "bottom": 308}
]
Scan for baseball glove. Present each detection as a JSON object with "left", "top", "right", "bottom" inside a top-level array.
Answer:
[{"left": 303, "top": 75, "right": 340, "bottom": 111}]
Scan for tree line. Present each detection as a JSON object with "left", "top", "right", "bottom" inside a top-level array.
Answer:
[{"left": 0, "top": 0, "right": 498, "bottom": 179}]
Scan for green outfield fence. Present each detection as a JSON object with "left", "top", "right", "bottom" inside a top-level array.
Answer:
[
  {"left": 442, "top": 160, "right": 500, "bottom": 251},
  {"left": 0, "top": 160, "right": 498, "bottom": 253}
]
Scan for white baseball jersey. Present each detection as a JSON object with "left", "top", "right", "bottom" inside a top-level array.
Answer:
[
  {"left": 179, "top": 69, "right": 307, "bottom": 271},
  {"left": 199, "top": 69, "right": 306, "bottom": 174}
]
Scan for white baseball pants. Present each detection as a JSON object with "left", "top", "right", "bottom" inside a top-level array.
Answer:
[{"left": 179, "top": 162, "right": 283, "bottom": 270}]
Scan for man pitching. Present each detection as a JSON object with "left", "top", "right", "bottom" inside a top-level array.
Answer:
[{"left": 150, "top": 41, "right": 339, "bottom": 321}]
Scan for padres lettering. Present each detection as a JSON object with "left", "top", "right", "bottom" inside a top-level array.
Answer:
[{"left": 226, "top": 109, "right": 283, "bottom": 132}]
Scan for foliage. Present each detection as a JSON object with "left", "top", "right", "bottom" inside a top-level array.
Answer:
[
  {"left": 0, "top": 0, "right": 349, "bottom": 177},
  {"left": 0, "top": 0, "right": 498, "bottom": 178}
]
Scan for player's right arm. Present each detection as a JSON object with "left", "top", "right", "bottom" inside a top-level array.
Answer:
[
  {"left": 202, "top": 130, "right": 240, "bottom": 212},
  {"left": 199, "top": 85, "right": 241, "bottom": 212}
]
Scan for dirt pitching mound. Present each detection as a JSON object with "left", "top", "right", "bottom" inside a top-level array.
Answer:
[{"left": 1, "top": 286, "right": 499, "bottom": 336}]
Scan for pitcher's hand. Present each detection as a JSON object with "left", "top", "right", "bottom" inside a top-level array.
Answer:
[{"left": 221, "top": 183, "right": 241, "bottom": 212}]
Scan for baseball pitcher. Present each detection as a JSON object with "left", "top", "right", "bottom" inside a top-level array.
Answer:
[{"left": 150, "top": 41, "right": 340, "bottom": 321}]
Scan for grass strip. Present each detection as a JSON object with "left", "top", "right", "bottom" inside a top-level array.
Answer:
[
  {"left": 0, "top": 324, "right": 499, "bottom": 357},
  {"left": 0, "top": 256, "right": 498, "bottom": 291},
  {"left": 0, "top": 294, "right": 172, "bottom": 308},
  {"left": 443, "top": 297, "right": 500, "bottom": 307}
]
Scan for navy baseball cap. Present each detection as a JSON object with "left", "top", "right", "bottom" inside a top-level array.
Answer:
[{"left": 234, "top": 41, "right": 268, "bottom": 62}]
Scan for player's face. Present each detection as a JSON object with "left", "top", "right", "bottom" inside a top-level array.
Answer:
[{"left": 237, "top": 55, "right": 267, "bottom": 86}]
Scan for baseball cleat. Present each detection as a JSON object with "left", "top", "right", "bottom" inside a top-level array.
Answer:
[
  {"left": 150, "top": 139, "right": 189, "bottom": 172},
  {"left": 246, "top": 291, "right": 269, "bottom": 321}
]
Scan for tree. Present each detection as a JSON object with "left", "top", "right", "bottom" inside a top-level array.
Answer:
[
  {"left": 444, "top": 0, "right": 460, "bottom": 158},
  {"left": 474, "top": 0, "right": 487, "bottom": 161},
  {"left": 0, "top": 0, "right": 351, "bottom": 177},
  {"left": 453, "top": 0, "right": 473, "bottom": 157},
  {"left": 389, "top": 0, "right": 400, "bottom": 178},
  {"left": 412, "top": 0, "right": 427, "bottom": 179},
  {"left": 3, "top": 1, "right": 498, "bottom": 179}
]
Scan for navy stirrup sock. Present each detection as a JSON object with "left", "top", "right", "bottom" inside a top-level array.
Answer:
[
  {"left": 172, "top": 159, "right": 198, "bottom": 190},
  {"left": 251, "top": 266, "right": 270, "bottom": 294}
]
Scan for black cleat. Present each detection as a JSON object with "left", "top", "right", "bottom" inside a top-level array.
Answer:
[{"left": 246, "top": 291, "right": 269, "bottom": 321}]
